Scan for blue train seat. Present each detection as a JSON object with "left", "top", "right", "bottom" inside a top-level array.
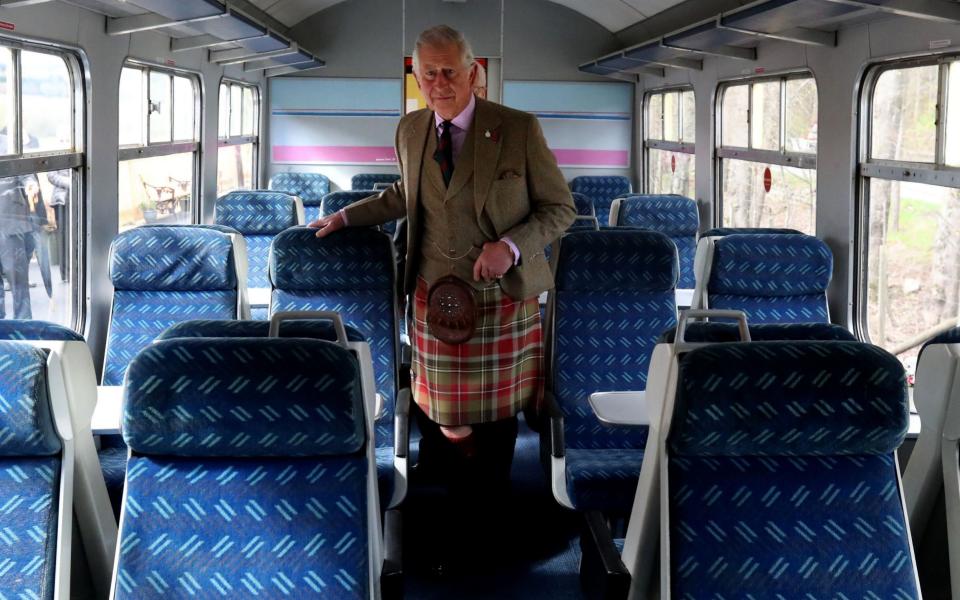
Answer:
[
  {"left": 270, "top": 226, "right": 408, "bottom": 508},
  {"left": 268, "top": 171, "right": 330, "bottom": 222},
  {"left": 543, "top": 229, "right": 677, "bottom": 513},
  {"left": 321, "top": 190, "right": 395, "bottom": 235},
  {"left": 112, "top": 337, "right": 399, "bottom": 599},
  {"left": 352, "top": 173, "right": 400, "bottom": 191},
  {"left": 693, "top": 233, "right": 833, "bottom": 324},
  {"left": 610, "top": 194, "right": 699, "bottom": 289},
  {"left": 569, "top": 176, "right": 631, "bottom": 226},
  {"left": 0, "top": 341, "right": 74, "bottom": 599}
]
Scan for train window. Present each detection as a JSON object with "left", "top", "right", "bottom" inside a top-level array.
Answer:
[
  {"left": 645, "top": 88, "right": 695, "bottom": 198},
  {"left": 717, "top": 74, "right": 818, "bottom": 234},
  {"left": 217, "top": 80, "right": 259, "bottom": 196},
  {"left": 859, "top": 57, "right": 960, "bottom": 362},
  {"left": 118, "top": 64, "right": 199, "bottom": 232},
  {"left": 0, "top": 43, "right": 83, "bottom": 328}
]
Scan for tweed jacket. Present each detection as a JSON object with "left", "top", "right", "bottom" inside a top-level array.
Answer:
[{"left": 343, "top": 97, "right": 576, "bottom": 300}]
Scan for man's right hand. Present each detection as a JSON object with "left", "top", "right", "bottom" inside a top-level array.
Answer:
[{"left": 309, "top": 211, "right": 346, "bottom": 238}]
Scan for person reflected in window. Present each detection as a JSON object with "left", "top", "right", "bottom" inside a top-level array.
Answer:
[
  {"left": 0, "top": 174, "right": 35, "bottom": 319},
  {"left": 23, "top": 175, "right": 52, "bottom": 300},
  {"left": 46, "top": 170, "right": 69, "bottom": 282}
]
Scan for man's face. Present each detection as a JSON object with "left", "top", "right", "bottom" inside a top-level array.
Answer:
[{"left": 414, "top": 42, "right": 476, "bottom": 121}]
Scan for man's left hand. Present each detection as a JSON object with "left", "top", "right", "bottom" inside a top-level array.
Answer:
[{"left": 473, "top": 241, "right": 514, "bottom": 282}]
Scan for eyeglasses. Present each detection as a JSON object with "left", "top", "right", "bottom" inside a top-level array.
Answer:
[{"left": 420, "top": 67, "right": 461, "bottom": 82}]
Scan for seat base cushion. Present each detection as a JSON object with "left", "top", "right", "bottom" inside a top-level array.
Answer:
[{"left": 565, "top": 448, "right": 645, "bottom": 513}]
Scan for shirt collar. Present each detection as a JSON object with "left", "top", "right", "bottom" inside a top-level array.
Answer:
[{"left": 434, "top": 93, "right": 476, "bottom": 133}]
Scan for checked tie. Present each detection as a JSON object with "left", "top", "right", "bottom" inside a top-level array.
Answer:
[{"left": 433, "top": 120, "right": 454, "bottom": 187}]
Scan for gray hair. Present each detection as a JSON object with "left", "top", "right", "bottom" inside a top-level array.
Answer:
[{"left": 412, "top": 25, "right": 475, "bottom": 72}]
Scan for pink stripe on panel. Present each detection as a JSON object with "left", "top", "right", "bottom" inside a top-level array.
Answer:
[
  {"left": 272, "top": 145, "right": 398, "bottom": 163},
  {"left": 551, "top": 148, "right": 629, "bottom": 167}
]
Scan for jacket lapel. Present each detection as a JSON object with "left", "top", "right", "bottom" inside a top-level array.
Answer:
[
  {"left": 404, "top": 110, "right": 433, "bottom": 216},
  {"left": 472, "top": 98, "right": 502, "bottom": 219}
]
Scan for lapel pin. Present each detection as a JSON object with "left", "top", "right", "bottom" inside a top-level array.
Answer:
[{"left": 484, "top": 130, "right": 491, "bottom": 138}]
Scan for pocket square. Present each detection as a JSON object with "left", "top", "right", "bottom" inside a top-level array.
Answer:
[{"left": 498, "top": 170, "right": 522, "bottom": 180}]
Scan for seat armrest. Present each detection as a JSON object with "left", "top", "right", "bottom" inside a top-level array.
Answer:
[
  {"left": 543, "top": 390, "right": 565, "bottom": 459},
  {"left": 579, "top": 510, "right": 630, "bottom": 600},
  {"left": 381, "top": 508, "right": 403, "bottom": 600},
  {"left": 394, "top": 387, "right": 410, "bottom": 459}
]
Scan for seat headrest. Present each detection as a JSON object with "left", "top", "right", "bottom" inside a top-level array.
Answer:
[
  {"left": 701, "top": 227, "right": 802, "bottom": 238},
  {"left": 351, "top": 173, "right": 399, "bottom": 191},
  {"left": 570, "top": 175, "right": 631, "bottom": 200},
  {"left": 919, "top": 326, "right": 960, "bottom": 359},
  {"left": 570, "top": 192, "right": 595, "bottom": 217},
  {"left": 268, "top": 172, "right": 330, "bottom": 203},
  {"left": 157, "top": 319, "right": 365, "bottom": 343},
  {"left": 556, "top": 230, "right": 677, "bottom": 292},
  {"left": 616, "top": 195, "right": 698, "bottom": 236},
  {"left": 270, "top": 227, "right": 393, "bottom": 292},
  {"left": 110, "top": 226, "right": 237, "bottom": 291},
  {"left": 709, "top": 234, "right": 832, "bottom": 297},
  {"left": 123, "top": 338, "right": 365, "bottom": 457},
  {"left": 671, "top": 341, "right": 907, "bottom": 457},
  {"left": 215, "top": 191, "right": 299, "bottom": 234},
  {"left": 0, "top": 341, "right": 60, "bottom": 456},
  {"left": 658, "top": 322, "right": 855, "bottom": 344},
  {"left": 0, "top": 320, "right": 84, "bottom": 342},
  {"left": 321, "top": 190, "right": 375, "bottom": 215}
]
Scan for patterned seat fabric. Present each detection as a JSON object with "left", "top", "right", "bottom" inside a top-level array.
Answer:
[
  {"left": 0, "top": 341, "right": 63, "bottom": 599},
  {"left": 115, "top": 338, "right": 369, "bottom": 599},
  {"left": 0, "top": 319, "right": 83, "bottom": 341},
  {"left": 268, "top": 172, "right": 330, "bottom": 204},
  {"left": 667, "top": 341, "right": 917, "bottom": 598},
  {"left": 270, "top": 227, "right": 399, "bottom": 504},
  {"left": 615, "top": 195, "right": 699, "bottom": 288},
  {"left": 215, "top": 191, "right": 300, "bottom": 290},
  {"left": 707, "top": 233, "right": 832, "bottom": 324},
  {"left": 571, "top": 192, "right": 595, "bottom": 217},
  {"left": 658, "top": 322, "right": 855, "bottom": 344},
  {"left": 569, "top": 176, "right": 631, "bottom": 227},
  {"left": 158, "top": 319, "right": 365, "bottom": 343},
  {"left": 104, "top": 226, "right": 238, "bottom": 386},
  {"left": 320, "top": 190, "right": 381, "bottom": 232},
  {"left": 553, "top": 230, "right": 677, "bottom": 512},
  {"left": 351, "top": 173, "right": 399, "bottom": 191},
  {"left": 701, "top": 226, "right": 802, "bottom": 237}
]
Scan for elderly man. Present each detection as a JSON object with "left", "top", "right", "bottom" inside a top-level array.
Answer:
[{"left": 312, "top": 25, "right": 574, "bottom": 487}]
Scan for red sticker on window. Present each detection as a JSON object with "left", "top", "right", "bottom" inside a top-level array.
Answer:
[
  {"left": 671, "top": 154, "right": 676, "bottom": 173},
  {"left": 0, "top": 22, "right": 15, "bottom": 31},
  {"left": 763, "top": 167, "right": 772, "bottom": 193}
]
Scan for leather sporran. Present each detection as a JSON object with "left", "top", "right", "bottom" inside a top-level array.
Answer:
[{"left": 426, "top": 275, "right": 477, "bottom": 345}]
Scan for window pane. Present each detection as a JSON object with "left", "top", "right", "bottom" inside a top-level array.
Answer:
[
  {"left": 218, "top": 84, "right": 229, "bottom": 138},
  {"left": 871, "top": 65, "right": 937, "bottom": 163},
  {"left": 648, "top": 148, "right": 695, "bottom": 198},
  {"left": 118, "top": 153, "right": 194, "bottom": 232},
  {"left": 681, "top": 90, "right": 695, "bottom": 144},
  {"left": 945, "top": 62, "right": 960, "bottom": 166},
  {"left": 785, "top": 77, "right": 818, "bottom": 154},
  {"left": 721, "top": 85, "right": 749, "bottom": 148},
  {"left": 647, "top": 93, "right": 663, "bottom": 140},
  {"left": 750, "top": 81, "right": 780, "bottom": 151},
  {"left": 148, "top": 71, "right": 171, "bottom": 144},
  {"left": 172, "top": 76, "right": 194, "bottom": 142},
  {"left": 230, "top": 85, "right": 242, "bottom": 137},
  {"left": 663, "top": 91, "right": 680, "bottom": 142},
  {"left": 21, "top": 51, "right": 72, "bottom": 153},
  {"left": 721, "top": 159, "right": 816, "bottom": 234},
  {"left": 217, "top": 143, "right": 254, "bottom": 196},
  {"left": 0, "top": 48, "right": 16, "bottom": 154},
  {"left": 865, "top": 179, "right": 960, "bottom": 363},
  {"left": 119, "top": 67, "right": 144, "bottom": 147},
  {"left": 242, "top": 87, "right": 255, "bottom": 136},
  {"left": 0, "top": 169, "right": 76, "bottom": 324}
]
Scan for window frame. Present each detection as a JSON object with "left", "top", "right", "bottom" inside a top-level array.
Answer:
[
  {"left": 217, "top": 78, "right": 259, "bottom": 191},
  {"left": 643, "top": 86, "right": 695, "bottom": 194},
  {"left": 715, "top": 71, "right": 818, "bottom": 228},
  {"left": 0, "top": 36, "right": 86, "bottom": 331},
  {"left": 854, "top": 54, "right": 960, "bottom": 348}
]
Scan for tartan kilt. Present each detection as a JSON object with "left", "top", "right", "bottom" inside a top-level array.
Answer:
[{"left": 412, "top": 276, "right": 544, "bottom": 426}]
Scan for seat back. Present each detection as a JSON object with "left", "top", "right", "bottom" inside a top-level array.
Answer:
[
  {"left": 663, "top": 341, "right": 917, "bottom": 598},
  {"left": 904, "top": 327, "right": 960, "bottom": 550},
  {"left": 551, "top": 229, "right": 678, "bottom": 451},
  {"left": 611, "top": 195, "right": 699, "bottom": 288},
  {"left": 158, "top": 318, "right": 365, "bottom": 343},
  {"left": 104, "top": 226, "right": 241, "bottom": 385},
  {"left": 112, "top": 337, "right": 377, "bottom": 599},
  {"left": 270, "top": 227, "right": 398, "bottom": 452},
  {"left": 696, "top": 233, "right": 832, "bottom": 324},
  {"left": 268, "top": 171, "right": 329, "bottom": 205},
  {"left": 569, "top": 176, "right": 631, "bottom": 226},
  {"left": 352, "top": 173, "right": 399, "bottom": 191},
  {"left": 214, "top": 190, "right": 303, "bottom": 289},
  {"left": 0, "top": 340, "right": 71, "bottom": 600}
]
